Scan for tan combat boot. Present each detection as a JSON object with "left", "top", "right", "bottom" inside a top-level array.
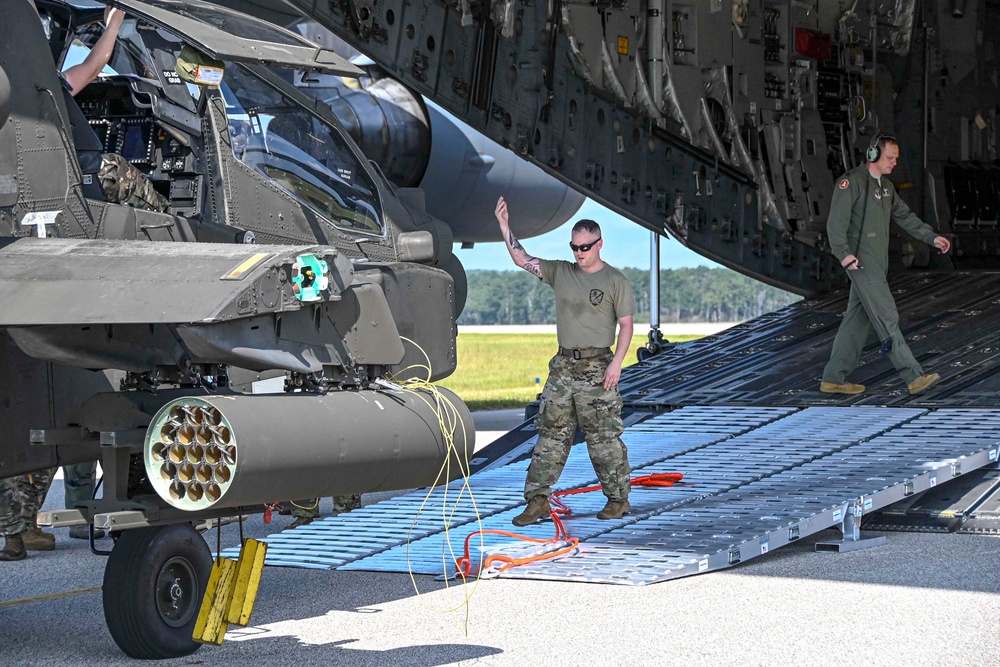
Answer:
[
  {"left": 288, "top": 516, "right": 313, "bottom": 529},
  {"left": 596, "top": 499, "right": 631, "bottom": 520},
  {"left": 908, "top": 373, "right": 941, "bottom": 395},
  {"left": 0, "top": 534, "right": 27, "bottom": 561},
  {"left": 22, "top": 526, "right": 55, "bottom": 551},
  {"left": 819, "top": 381, "right": 866, "bottom": 394},
  {"left": 511, "top": 495, "right": 551, "bottom": 527}
]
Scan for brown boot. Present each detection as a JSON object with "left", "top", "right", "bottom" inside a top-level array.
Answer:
[
  {"left": 0, "top": 534, "right": 27, "bottom": 561},
  {"left": 819, "top": 381, "right": 865, "bottom": 395},
  {"left": 596, "top": 499, "right": 631, "bottom": 520},
  {"left": 908, "top": 373, "right": 941, "bottom": 395},
  {"left": 22, "top": 526, "right": 55, "bottom": 551},
  {"left": 511, "top": 495, "right": 551, "bottom": 527}
]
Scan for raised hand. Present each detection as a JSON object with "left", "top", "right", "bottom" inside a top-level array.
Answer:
[
  {"left": 104, "top": 5, "right": 125, "bottom": 28},
  {"left": 495, "top": 196, "right": 509, "bottom": 229}
]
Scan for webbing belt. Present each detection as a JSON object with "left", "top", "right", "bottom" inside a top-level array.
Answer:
[{"left": 557, "top": 346, "right": 611, "bottom": 360}]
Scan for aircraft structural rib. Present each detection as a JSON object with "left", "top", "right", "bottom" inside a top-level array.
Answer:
[
  {"left": 273, "top": 0, "right": 854, "bottom": 294},
  {"left": 228, "top": 0, "right": 1000, "bottom": 295}
]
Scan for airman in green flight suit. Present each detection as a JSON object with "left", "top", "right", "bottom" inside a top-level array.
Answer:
[{"left": 821, "top": 135, "right": 951, "bottom": 396}]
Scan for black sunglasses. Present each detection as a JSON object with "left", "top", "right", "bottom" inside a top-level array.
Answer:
[{"left": 570, "top": 237, "right": 601, "bottom": 252}]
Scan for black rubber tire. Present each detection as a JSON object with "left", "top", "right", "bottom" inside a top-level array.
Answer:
[{"left": 102, "top": 523, "right": 211, "bottom": 660}]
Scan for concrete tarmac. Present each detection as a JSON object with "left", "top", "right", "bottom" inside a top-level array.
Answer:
[{"left": 2, "top": 410, "right": 999, "bottom": 666}]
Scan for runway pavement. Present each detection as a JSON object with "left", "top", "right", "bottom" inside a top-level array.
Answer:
[{"left": 1, "top": 409, "right": 998, "bottom": 666}]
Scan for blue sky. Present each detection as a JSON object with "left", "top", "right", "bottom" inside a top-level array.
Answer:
[{"left": 454, "top": 198, "right": 721, "bottom": 272}]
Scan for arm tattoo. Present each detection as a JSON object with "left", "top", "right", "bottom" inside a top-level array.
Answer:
[{"left": 508, "top": 229, "right": 541, "bottom": 277}]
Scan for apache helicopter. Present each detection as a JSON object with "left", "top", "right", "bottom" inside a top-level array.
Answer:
[{"left": 0, "top": 0, "right": 547, "bottom": 659}]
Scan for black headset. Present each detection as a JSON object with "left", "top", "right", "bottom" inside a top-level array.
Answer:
[{"left": 866, "top": 131, "right": 896, "bottom": 162}]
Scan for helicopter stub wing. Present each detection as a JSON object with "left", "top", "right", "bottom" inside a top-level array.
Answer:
[
  {"left": 0, "top": 237, "right": 348, "bottom": 326},
  {"left": 0, "top": 237, "right": 405, "bottom": 373}
]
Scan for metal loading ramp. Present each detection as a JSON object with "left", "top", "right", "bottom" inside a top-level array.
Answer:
[
  {"left": 616, "top": 273, "right": 1000, "bottom": 409},
  {"left": 865, "top": 467, "right": 1000, "bottom": 534},
  {"left": 224, "top": 406, "right": 1000, "bottom": 584}
]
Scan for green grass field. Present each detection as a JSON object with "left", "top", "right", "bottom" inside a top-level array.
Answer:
[{"left": 439, "top": 333, "right": 700, "bottom": 411}]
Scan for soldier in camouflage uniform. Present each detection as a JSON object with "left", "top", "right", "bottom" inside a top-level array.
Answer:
[
  {"left": 287, "top": 494, "right": 362, "bottom": 529},
  {"left": 1, "top": 470, "right": 56, "bottom": 561},
  {"left": 61, "top": 6, "right": 169, "bottom": 214},
  {"left": 495, "top": 197, "right": 636, "bottom": 526}
]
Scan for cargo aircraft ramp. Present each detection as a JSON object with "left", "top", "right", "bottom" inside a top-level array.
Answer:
[
  {"left": 224, "top": 274, "right": 1000, "bottom": 581},
  {"left": 619, "top": 272, "right": 1000, "bottom": 409},
  {"left": 223, "top": 405, "right": 998, "bottom": 583}
]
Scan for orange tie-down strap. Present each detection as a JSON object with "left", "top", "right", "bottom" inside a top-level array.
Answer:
[{"left": 455, "top": 473, "right": 684, "bottom": 577}]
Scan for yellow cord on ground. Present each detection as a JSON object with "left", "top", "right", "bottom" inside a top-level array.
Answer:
[{"left": 384, "top": 336, "right": 487, "bottom": 633}]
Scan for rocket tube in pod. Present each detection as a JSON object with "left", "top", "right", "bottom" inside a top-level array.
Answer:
[{"left": 144, "top": 387, "right": 475, "bottom": 511}]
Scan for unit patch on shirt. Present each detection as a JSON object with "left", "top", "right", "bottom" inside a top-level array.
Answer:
[
  {"left": 839, "top": 178, "right": 850, "bottom": 189},
  {"left": 589, "top": 289, "right": 605, "bottom": 306}
]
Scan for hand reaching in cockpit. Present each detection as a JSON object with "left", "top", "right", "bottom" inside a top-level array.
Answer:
[{"left": 104, "top": 5, "right": 125, "bottom": 30}]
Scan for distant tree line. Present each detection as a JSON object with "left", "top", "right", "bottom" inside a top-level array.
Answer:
[{"left": 458, "top": 267, "right": 800, "bottom": 325}]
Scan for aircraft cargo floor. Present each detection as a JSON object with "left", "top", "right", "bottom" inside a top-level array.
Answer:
[{"left": 223, "top": 405, "right": 999, "bottom": 585}]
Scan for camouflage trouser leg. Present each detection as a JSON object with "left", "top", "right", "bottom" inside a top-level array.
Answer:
[
  {"left": 332, "top": 494, "right": 362, "bottom": 513},
  {"left": 525, "top": 354, "right": 631, "bottom": 501},
  {"left": 22, "top": 469, "right": 54, "bottom": 529},
  {"left": 0, "top": 476, "right": 26, "bottom": 536},
  {"left": 0, "top": 469, "right": 55, "bottom": 535},
  {"left": 291, "top": 494, "right": 362, "bottom": 518},
  {"left": 99, "top": 153, "right": 170, "bottom": 213},
  {"left": 290, "top": 498, "right": 320, "bottom": 519},
  {"left": 64, "top": 462, "right": 97, "bottom": 510}
]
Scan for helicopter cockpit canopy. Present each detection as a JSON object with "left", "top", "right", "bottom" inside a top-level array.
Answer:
[
  {"left": 39, "top": 0, "right": 386, "bottom": 242},
  {"left": 110, "top": 0, "right": 361, "bottom": 76}
]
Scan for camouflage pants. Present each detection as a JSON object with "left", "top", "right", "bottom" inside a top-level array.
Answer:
[
  {"left": 524, "top": 353, "right": 630, "bottom": 501},
  {"left": 0, "top": 469, "right": 54, "bottom": 536},
  {"left": 290, "top": 494, "right": 362, "bottom": 519},
  {"left": 99, "top": 153, "right": 169, "bottom": 213}
]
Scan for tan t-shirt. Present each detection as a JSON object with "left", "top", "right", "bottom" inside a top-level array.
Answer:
[{"left": 539, "top": 259, "right": 636, "bottom": 348}]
